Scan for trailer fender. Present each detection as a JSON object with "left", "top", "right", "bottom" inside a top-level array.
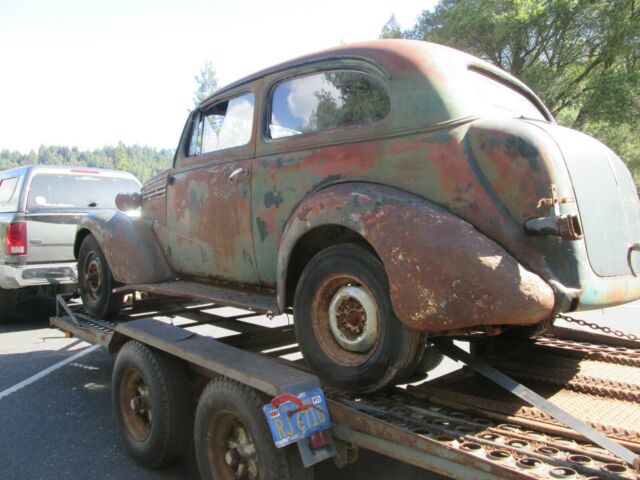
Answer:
[
  {"left": 278, "top": 183, "right": 555, "bottom": 332},
  {"left": 75, "top": 211, "right": 174, "bottom": 285}
]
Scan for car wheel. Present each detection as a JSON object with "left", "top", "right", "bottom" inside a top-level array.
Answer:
[
  {"left": 112, "top": 341, "right": 194, "bottom": 468},
  {"left": 0, "top": 287, "right": 18, "bottom": 323},
  {"left": 294, "top": 243, "right": 425, "bottom": 393},
  {"left": 78, "top": 234, "right": 123, "bottom": 319},
  {"left": 195, "top": 378, "right": 311, "bottom": 480}
]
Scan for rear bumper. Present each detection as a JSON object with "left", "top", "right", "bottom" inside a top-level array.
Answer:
[{"left": 0, "top": 262, "right": 77, "bottom": 289}]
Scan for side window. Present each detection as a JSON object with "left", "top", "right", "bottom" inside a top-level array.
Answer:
[
  {"left": 269, "top": 71, "right": 390, "bottom": 139},
  {"left": 0, "top": 177, "right": 18, "bottom": 204},
  {"left": 188, "top": 93, "right": 255, "bottom": 156}
]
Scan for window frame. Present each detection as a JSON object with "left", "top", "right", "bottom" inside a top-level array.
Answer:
[
  {"left": 179, "top": 90, "right": 257, "bottom": 169},
  {"left": 0, "top": 177, "right": 19, "bottom": 206},
  {"left": 263, "top": 68, "right": 392, "bottom": 145}
]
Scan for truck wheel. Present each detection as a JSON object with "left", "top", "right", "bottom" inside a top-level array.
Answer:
[
  {"left": 112, "top": 341, "right": 194, "bottom": 468},
  {"left": 294, "top": 244, "right": 424, "bottom": 393},
  {"left": 78, "top": 234, "right": 122, "bottom": 319},
  {"left": 195, "top": 378, "right": 311, "bottom": 480},
  {"left": 0, "top": 287, "right": 18, "bottom": 323}
]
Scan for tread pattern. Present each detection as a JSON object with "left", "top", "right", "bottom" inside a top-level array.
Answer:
[{"left": 113, "top": 341, "right": 193, "bottom": 468}]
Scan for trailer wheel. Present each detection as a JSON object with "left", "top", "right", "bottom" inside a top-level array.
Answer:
[
  {"left": 78, "top": 234, "right": 122, "bottom": 319},
  {"left": 0, "top": 287, "right": 18, "bottom": 323},
  {"left": 294, "top": 244, "right": 424, "bottom": 393},
  {"left": 112, "top": 341, "right": 193, "bottom": 468},
  {"left": 195, "top": 378, "right": 311, "bottom": 480}
]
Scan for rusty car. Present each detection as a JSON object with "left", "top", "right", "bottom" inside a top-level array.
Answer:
[{"left": 73, "top": 39, "right": 640, "bottom": 392}]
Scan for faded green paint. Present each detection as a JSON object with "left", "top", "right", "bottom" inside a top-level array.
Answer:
[{"left": 84, "top": 39, "right": 640, "bottom": 330}]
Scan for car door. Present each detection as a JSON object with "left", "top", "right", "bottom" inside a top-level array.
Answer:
[{"left": 164, "top": 90, "right": 259, "bottom": 284}]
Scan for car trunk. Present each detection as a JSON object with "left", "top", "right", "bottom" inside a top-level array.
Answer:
[{"left": 537, "top": 123, "right": 640, "bottom": 277}]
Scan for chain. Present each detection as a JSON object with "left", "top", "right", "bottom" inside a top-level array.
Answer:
[{"left": 556, "top": 313, "right": 639, "bottom": 342}]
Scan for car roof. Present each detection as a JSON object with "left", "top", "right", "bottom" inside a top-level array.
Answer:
[{"left": 198, "top": 39, "right": 551, "bottom": 125}]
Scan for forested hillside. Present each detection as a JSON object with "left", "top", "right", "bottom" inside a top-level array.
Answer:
[{"left": 0, "top": 143, "right": 174, "bottom": 182}]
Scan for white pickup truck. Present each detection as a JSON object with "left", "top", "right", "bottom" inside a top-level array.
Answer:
[{"left": 0, "top": 165, "right": 140, "bottom": 322}]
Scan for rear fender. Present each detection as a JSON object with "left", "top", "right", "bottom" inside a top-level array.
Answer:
[
  {"left": 75, "top": 211, "right": 174, "bottom": 285},
  {"left": 278, "top": 183, "right": 555, "bottom": 332}
]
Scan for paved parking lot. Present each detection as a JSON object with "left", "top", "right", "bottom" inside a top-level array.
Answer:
[
  {"left": 1, "top": 298, "right": 638, "bottom": 480},
  {"left": 0, "top": 298, "right": 441, "bottom": 480}
]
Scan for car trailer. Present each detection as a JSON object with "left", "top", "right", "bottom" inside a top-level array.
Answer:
[{"left": 51, "top": 294, "right": 640, "bottom": 479}]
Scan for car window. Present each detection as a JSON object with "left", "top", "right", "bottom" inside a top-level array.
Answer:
[
  {"left": 0, "top": 177, "right": 18, "bottom": 204},
  {"left": 468, "top": 69, "right": 547, "bottom": 121},
  {"left": 27, "top": 174, "right": 140, "bottom": 211},
  {"left": 189, "top": 93, "right": 255, "bottom": 156},
  {"left": 269, "top": 71, "right": 390, "bottom": 139}
]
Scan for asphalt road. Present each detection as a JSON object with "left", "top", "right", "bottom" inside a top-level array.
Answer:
[{"left": 0, "top": 298, "right": 443, "bottom": 480}]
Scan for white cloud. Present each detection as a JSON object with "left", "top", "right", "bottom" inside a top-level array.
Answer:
[{"left": 287, "top": 75, "right": 342, "bottom": 123}]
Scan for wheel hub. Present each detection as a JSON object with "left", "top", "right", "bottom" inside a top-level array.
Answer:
[
  {"left": 120, "top": 369, "right": 152, "bottom": 442},
  {"left": 84, "top": 253, "right": 103, "bottom": 300},
  {"left": 329, "top": 285, "right": 379, "bottom": 352},
  {"left": 219, "top": 419, "right": 258, "bottom": 479}
]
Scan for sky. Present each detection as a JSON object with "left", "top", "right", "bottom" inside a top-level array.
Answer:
[{"left": 0, "top": 0, "right": 436, "bottom": 152}]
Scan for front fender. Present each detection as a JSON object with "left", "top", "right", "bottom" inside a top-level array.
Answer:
[
  {"left": 75, "top": 211, "right": 174, "bottom": 285},
  {"left": 278, "top": 183, "right": 555, "bottom": 332}
]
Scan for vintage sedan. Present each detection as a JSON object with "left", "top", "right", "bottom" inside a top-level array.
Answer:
[{"left": 74, "top": 40, "right": 640, "bottom": 392}]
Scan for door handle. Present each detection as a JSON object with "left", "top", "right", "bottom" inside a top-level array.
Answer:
[{"left": 228, "top": 167, "right": 249, "bottom": 180}]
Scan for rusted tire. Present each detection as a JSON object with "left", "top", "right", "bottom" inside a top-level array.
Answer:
[
  {"left": 194, "top": 378, "right": 311, "bottom": 480},
  {"left": 77, "top": 234, "right": 122, "bottom": 319},
  {"left": 112, "top": 341, "right": 194, "bottom": 468},
  {"left": 0, "top": 287, "right": 18, "bottom": 323},
  {"left": 294, "top": 244, "right": 425, "bottom": 393}
]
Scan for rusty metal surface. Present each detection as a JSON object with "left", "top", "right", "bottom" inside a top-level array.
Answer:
[
  {"left": 75, "top": 211, "right": 173, "bottom": 285},
  {"left": 278, "top": 183, "right": 555, "bottom": 331},
  {"left": 411, "top": 336, "right": 640, "bottom": 452},
  {"left": 115, "top": 318, "right": 318, "bottom": 397},
  {"left": 115, "top": 280, "right": 278, "bottom": 313},
  {"left": 330, "top": 390, "right": 638, "bottom": 479}
]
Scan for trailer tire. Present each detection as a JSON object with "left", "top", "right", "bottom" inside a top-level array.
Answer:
[
  {"left": 195, "top": 378, "right": 312, "bottom": 480},
  {"left": 0, "top": 287, "right": 18, "bottom": 323},
  {"left": 112, "top": 341, "right": 193, "bottom": 469},
  {"left": 78, "top": 234, "right": 122, "bottom": 319},
  {"left": 294, "top": 244, "right": 424, "bottom": 393}
]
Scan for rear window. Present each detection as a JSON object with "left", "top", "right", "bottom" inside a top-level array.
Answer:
[
  {"left": 0, "top": 177, "right": 18, "bottom": 204},
  {"left": 468, "top": 69, "right": 548, "bottom": 121},
  {"left": 27, "top": 174, "right": 140, "bottom": 211}
]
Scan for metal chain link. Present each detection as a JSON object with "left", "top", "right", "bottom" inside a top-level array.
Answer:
[{"left": 556, "top": 313, "right": 640, "bottom": 342}]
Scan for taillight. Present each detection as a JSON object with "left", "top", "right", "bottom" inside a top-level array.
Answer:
[{"left": 4, "top": 222, "right": 27, "bottom": 255}]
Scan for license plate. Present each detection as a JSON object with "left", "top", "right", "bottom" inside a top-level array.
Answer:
[{"left": 263, "top": 388, "right": 331, "bottom": 448}]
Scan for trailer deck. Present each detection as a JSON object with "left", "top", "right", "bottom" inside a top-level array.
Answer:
[{"left": 51, "top": 295, "right": 640, "bottom": 479}]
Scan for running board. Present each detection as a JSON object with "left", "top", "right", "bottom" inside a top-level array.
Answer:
[
  {"left": 115, "top": 280, "right": 279, "bottom": 314},
  {"left": 432, "top": 339, "right": 640, "bottom": 470}
]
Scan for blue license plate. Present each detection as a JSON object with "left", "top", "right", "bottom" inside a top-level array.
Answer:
[{"left": 263, "top": 388, "right": 331, "bottom": 448}]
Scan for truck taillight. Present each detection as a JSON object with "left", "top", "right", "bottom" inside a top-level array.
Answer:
[{"left": 4, "top": 222, "right": 27, "bottom": 255}]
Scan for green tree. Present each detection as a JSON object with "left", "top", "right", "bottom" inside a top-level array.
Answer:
[
  {"left": 380, "top": 14, "right": 402, "bottom": 39},
  {"left": 387, "top": 0, "right": 640, "bottom": 184},
  {"left": 193, "top": 61, "right": 219, "bottom": 106}
]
